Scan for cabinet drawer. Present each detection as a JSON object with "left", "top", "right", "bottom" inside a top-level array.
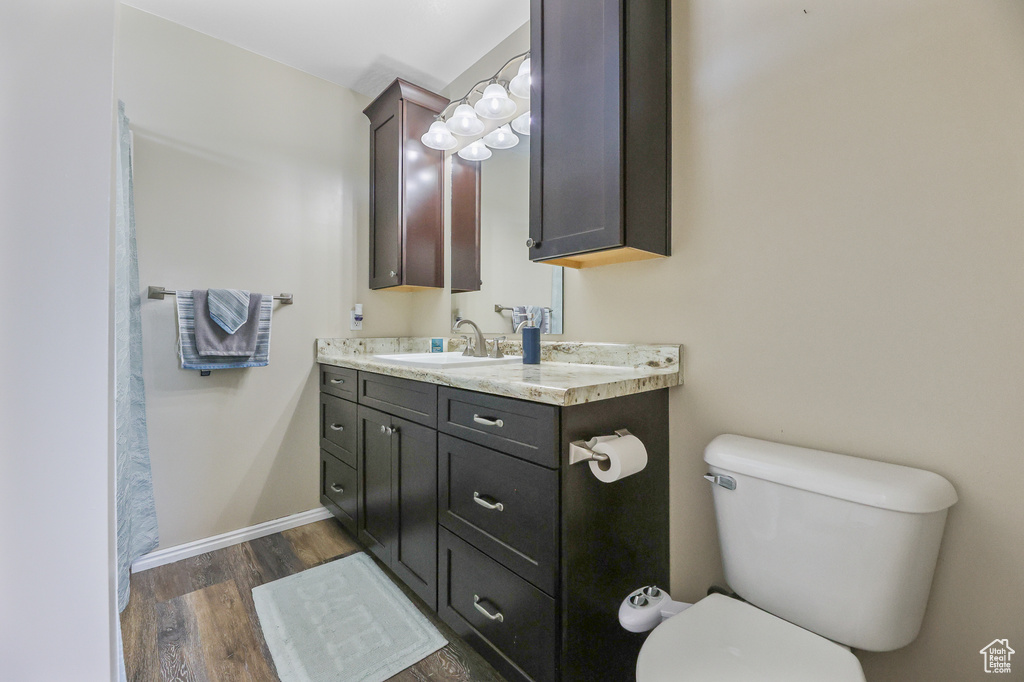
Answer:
[
  {"left": 321, "top": 393, "right": 357, "bottom": 468},
  {"left": 320, "top": 451, "right": 356, "bottom": 534},
  {"left": 358, "top": 371, "right": 437, "bottom": 427},
  {"left": 320, "top": 364, "right": 357, "bottom": 401},
  {"left": 439, "top": 434, "right": 559, "bottom": 595},
  {"left": 438, "top": 388, "right": 559, "bottom": 467},
  {"left": 438, "top": 528, "right": 558, "bottom": 682}
]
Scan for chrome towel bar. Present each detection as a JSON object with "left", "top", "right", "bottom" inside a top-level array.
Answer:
[{"left": 148, "top": 286, "right": 293, "bottom": 305}]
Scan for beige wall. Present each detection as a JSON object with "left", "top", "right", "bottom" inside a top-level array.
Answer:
[
  {"left": 1, "top": 1, "right": 118, "bottom": 679},
  {"left": 548, "top": 1, "right": 1024, "bottom": 679},
  {"left": 117, "top": 7, "right": 416, "bottom": 549}
]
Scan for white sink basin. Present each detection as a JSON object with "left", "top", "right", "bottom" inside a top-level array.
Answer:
[{"left": 373, "top": 351, "right": 522, "bottom": 369}]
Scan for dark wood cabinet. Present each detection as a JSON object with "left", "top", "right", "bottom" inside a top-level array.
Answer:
[
  {"left": 529, "top": 0, "right": 671, "bottom": 269},
  {"left": 450, "top": 154, "right": 482, "bottom": 293},
  {"left": 319, "top": 366, "right": 669, "bottom": 682},
  {"left": 363, "top": 79, "right": 449, "bottom": 290},
  {"left": 436, "top": 385, "right": 669, "bottom": 682},
  {"left": 355, "top": 404, "right": 439, "bottom": 610}
]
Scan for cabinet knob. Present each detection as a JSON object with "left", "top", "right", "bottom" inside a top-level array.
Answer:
[
  {"left": 526, "top": 238, "right": 537, "bottom": 248},
  {"left": 389, "top": 270, "right": 397, "bottom": 278},
  {"left": 380, "top": 424, "right": 387, "bottom": 434}
]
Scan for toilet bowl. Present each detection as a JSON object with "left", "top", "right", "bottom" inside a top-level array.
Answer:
[
  {"left": 636, "top": 594, "right": 864, "bottom": 682},
  {"left": 629, "top": 434, "right": 957, "bottom": 681}
]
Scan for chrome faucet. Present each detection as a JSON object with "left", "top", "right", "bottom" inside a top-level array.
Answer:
[{"left": 453, "top": 318, "right": 488, "bottom": 357}]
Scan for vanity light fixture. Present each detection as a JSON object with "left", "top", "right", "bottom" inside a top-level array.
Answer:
[
  {"left": 421, "top": 51, "right": 530, "bottom": 154},
  {"left": 482, "top": 124, "right": 519, "bottom": 150},
  {"left": 508, "top": 57, "right": 531, "bottom": 98},
  {"left": 458, "top": 139, "right": 492, "bottom": 161},
  {"left": 445, "top": 103, "right": 485, "bottom": 137},
  {"left": 511, "top": 111, "right": 531, "bottom": 136},
  {"left": 474, "top": 82, "right": 517, "bottom": 119},
  {"left": 421, "top": 120, "right": 458, "bottom": 150}
]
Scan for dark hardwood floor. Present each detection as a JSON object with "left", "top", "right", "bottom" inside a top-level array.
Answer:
[{"left": 120, "top": 518, "right": 506, "bottom": 682}]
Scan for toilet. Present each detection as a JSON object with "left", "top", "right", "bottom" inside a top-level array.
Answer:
[{"left": 636, "top": 434, "right": 958, "bottom": 681}]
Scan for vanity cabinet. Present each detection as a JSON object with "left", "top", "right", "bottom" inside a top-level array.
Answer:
[
  {"left": 319, "top": 366, "right": 439, "bottom": 610},
  {"left": 528, "top": 0, "right": 670, "bottom": 269},
  {"left": 356, "top": 405, "right": 438, "bottom": 610},
  {"left": 436, "top": 386, "right": 669, "bottom": 682},
  {"left": 363, "top": 79, "right": 449, "bottom": 291},
  {"left": 318, "top": 365, "right": 669, "bottom": 682}
]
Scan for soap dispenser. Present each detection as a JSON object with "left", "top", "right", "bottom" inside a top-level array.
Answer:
[{"left": 521, "top": 312, "right": 541, "bottom": 365}]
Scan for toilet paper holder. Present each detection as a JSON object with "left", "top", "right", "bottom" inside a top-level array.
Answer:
[{"left": 569, "top": 429, "right": 633, "bottom": 465}]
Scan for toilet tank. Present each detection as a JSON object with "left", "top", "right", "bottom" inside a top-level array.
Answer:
[{"left": 704, "top": 435, "right": 957, "bottom": 652}]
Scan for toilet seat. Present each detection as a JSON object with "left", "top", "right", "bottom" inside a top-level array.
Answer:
[{"left": 636, "top": 594, "right": 866, "bottom": 682}]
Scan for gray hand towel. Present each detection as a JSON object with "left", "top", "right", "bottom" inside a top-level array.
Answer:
[
  {"left": 194, "top": 290, "right": 262, "bottom": 356},
  {"left": 207, "top": 288, "right": 250, "bottom": 333}
]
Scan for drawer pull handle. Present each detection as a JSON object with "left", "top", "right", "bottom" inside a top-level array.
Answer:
[
  {"left": 329, "top": 424, "right": 344, "bottom": 431},
  {"left": 329, "top": 378, "right": 345, "bottom": 384},
  {"left": 330, "top": 483, "right": 344, "bottom": 493},
  {"left": 473, "top": 595, "right": 504, "bottom": 623},
  {"left": 473, "top": 492, "right": 504, "bottom": 512},
  {"left": 473, "top": 414, "right": 504, "bottom": 428}
]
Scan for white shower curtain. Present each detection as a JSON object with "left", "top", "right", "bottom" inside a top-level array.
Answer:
[{"left": 114, "top": 100, "right": 159, "bottom": 615}]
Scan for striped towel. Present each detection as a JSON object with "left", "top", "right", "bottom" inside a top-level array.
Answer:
[
  {"left": 207, "top": 288, "right": 250, "bottom": 334},
  {"left": 512, "top": 305, "right": 551, "bottom": 333},
  {"left": 176, "top": 291, "right": 272, "bottom": 371}
]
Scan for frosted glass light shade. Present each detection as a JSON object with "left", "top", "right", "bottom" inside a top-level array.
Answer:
[
  {"left": 474, "top": 83, "right": 517, "bottom": 119},
  {"left": 446, "top": 104, "right": 485, "bottom": 136},
  {"left": 482, "top": 124, "right": 519, "bottom": 150},
  {"left": 509, "top": 58, "right": 531, "bottom": 99},
  {"left": 511, "top": 111, "right": 531, "bottom": 136},
  {"left": 421, "top": 120, "right": 458, "bottom": 150},
  {"left": 458, "top": 140, "right": 492, "bottom": 161}
]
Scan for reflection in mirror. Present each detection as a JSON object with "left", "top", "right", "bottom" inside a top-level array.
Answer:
[
  {"left": 447, "top": 21, "right": 564, "bottom": 335},
  {"left": 451, "top": 135, "right": 563, "bottom": 334}
]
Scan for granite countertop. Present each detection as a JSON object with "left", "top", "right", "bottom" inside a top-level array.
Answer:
[{"left": 316, "top": 337, "right": 682, "bottom": 406}]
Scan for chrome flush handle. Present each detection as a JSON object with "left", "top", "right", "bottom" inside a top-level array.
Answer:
[{"left": 703, "top": 473, "right": 736, "bottom": 490}]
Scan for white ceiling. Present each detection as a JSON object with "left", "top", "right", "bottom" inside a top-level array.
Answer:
[{"left": 122, "top": 0, "right": 529, "bottom": 98}]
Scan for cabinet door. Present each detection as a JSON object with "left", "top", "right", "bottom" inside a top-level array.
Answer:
[
  {"left": 369, "top": 112, "right": 402, "bottom": 289},
  {"left": 389, "top": 416, "right": 438, "bottom": 610},
  {"left": 356, "top": 405, "right": 393, "bottom": 563},
  {"left": 529, "top": 0, "right": 670, "bottom": 268},
  {"left": 529, "top": 0, "right": 623, "bottom": 262}
]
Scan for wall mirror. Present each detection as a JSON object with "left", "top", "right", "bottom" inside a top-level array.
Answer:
[{"left": 444, "top": 20, "right": 564, "bottom": 335}]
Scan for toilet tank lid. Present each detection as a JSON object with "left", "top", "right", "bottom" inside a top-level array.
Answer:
[{"left": 704, "top": 435, "right": 958, "bottom": 513}]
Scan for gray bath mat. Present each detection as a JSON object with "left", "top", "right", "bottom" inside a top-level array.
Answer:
[{"left": 252, "top": 552, "right": 447, "bottom": 682}]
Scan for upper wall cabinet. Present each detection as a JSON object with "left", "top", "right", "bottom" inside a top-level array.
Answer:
[
  {"left": 364, "top": 79, "right": 449, "bottom": 290},
  {"left": 529, "top": 0, "right": 670, "bottom": 268}
]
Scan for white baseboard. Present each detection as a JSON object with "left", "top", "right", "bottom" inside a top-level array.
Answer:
[{"left": 131, "top": 506, "right": 335, "bottom": 573}]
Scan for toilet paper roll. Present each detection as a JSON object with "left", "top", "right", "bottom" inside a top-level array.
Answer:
[{"left": 588, "top": 434, "right": 648, "bottom": 483}]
